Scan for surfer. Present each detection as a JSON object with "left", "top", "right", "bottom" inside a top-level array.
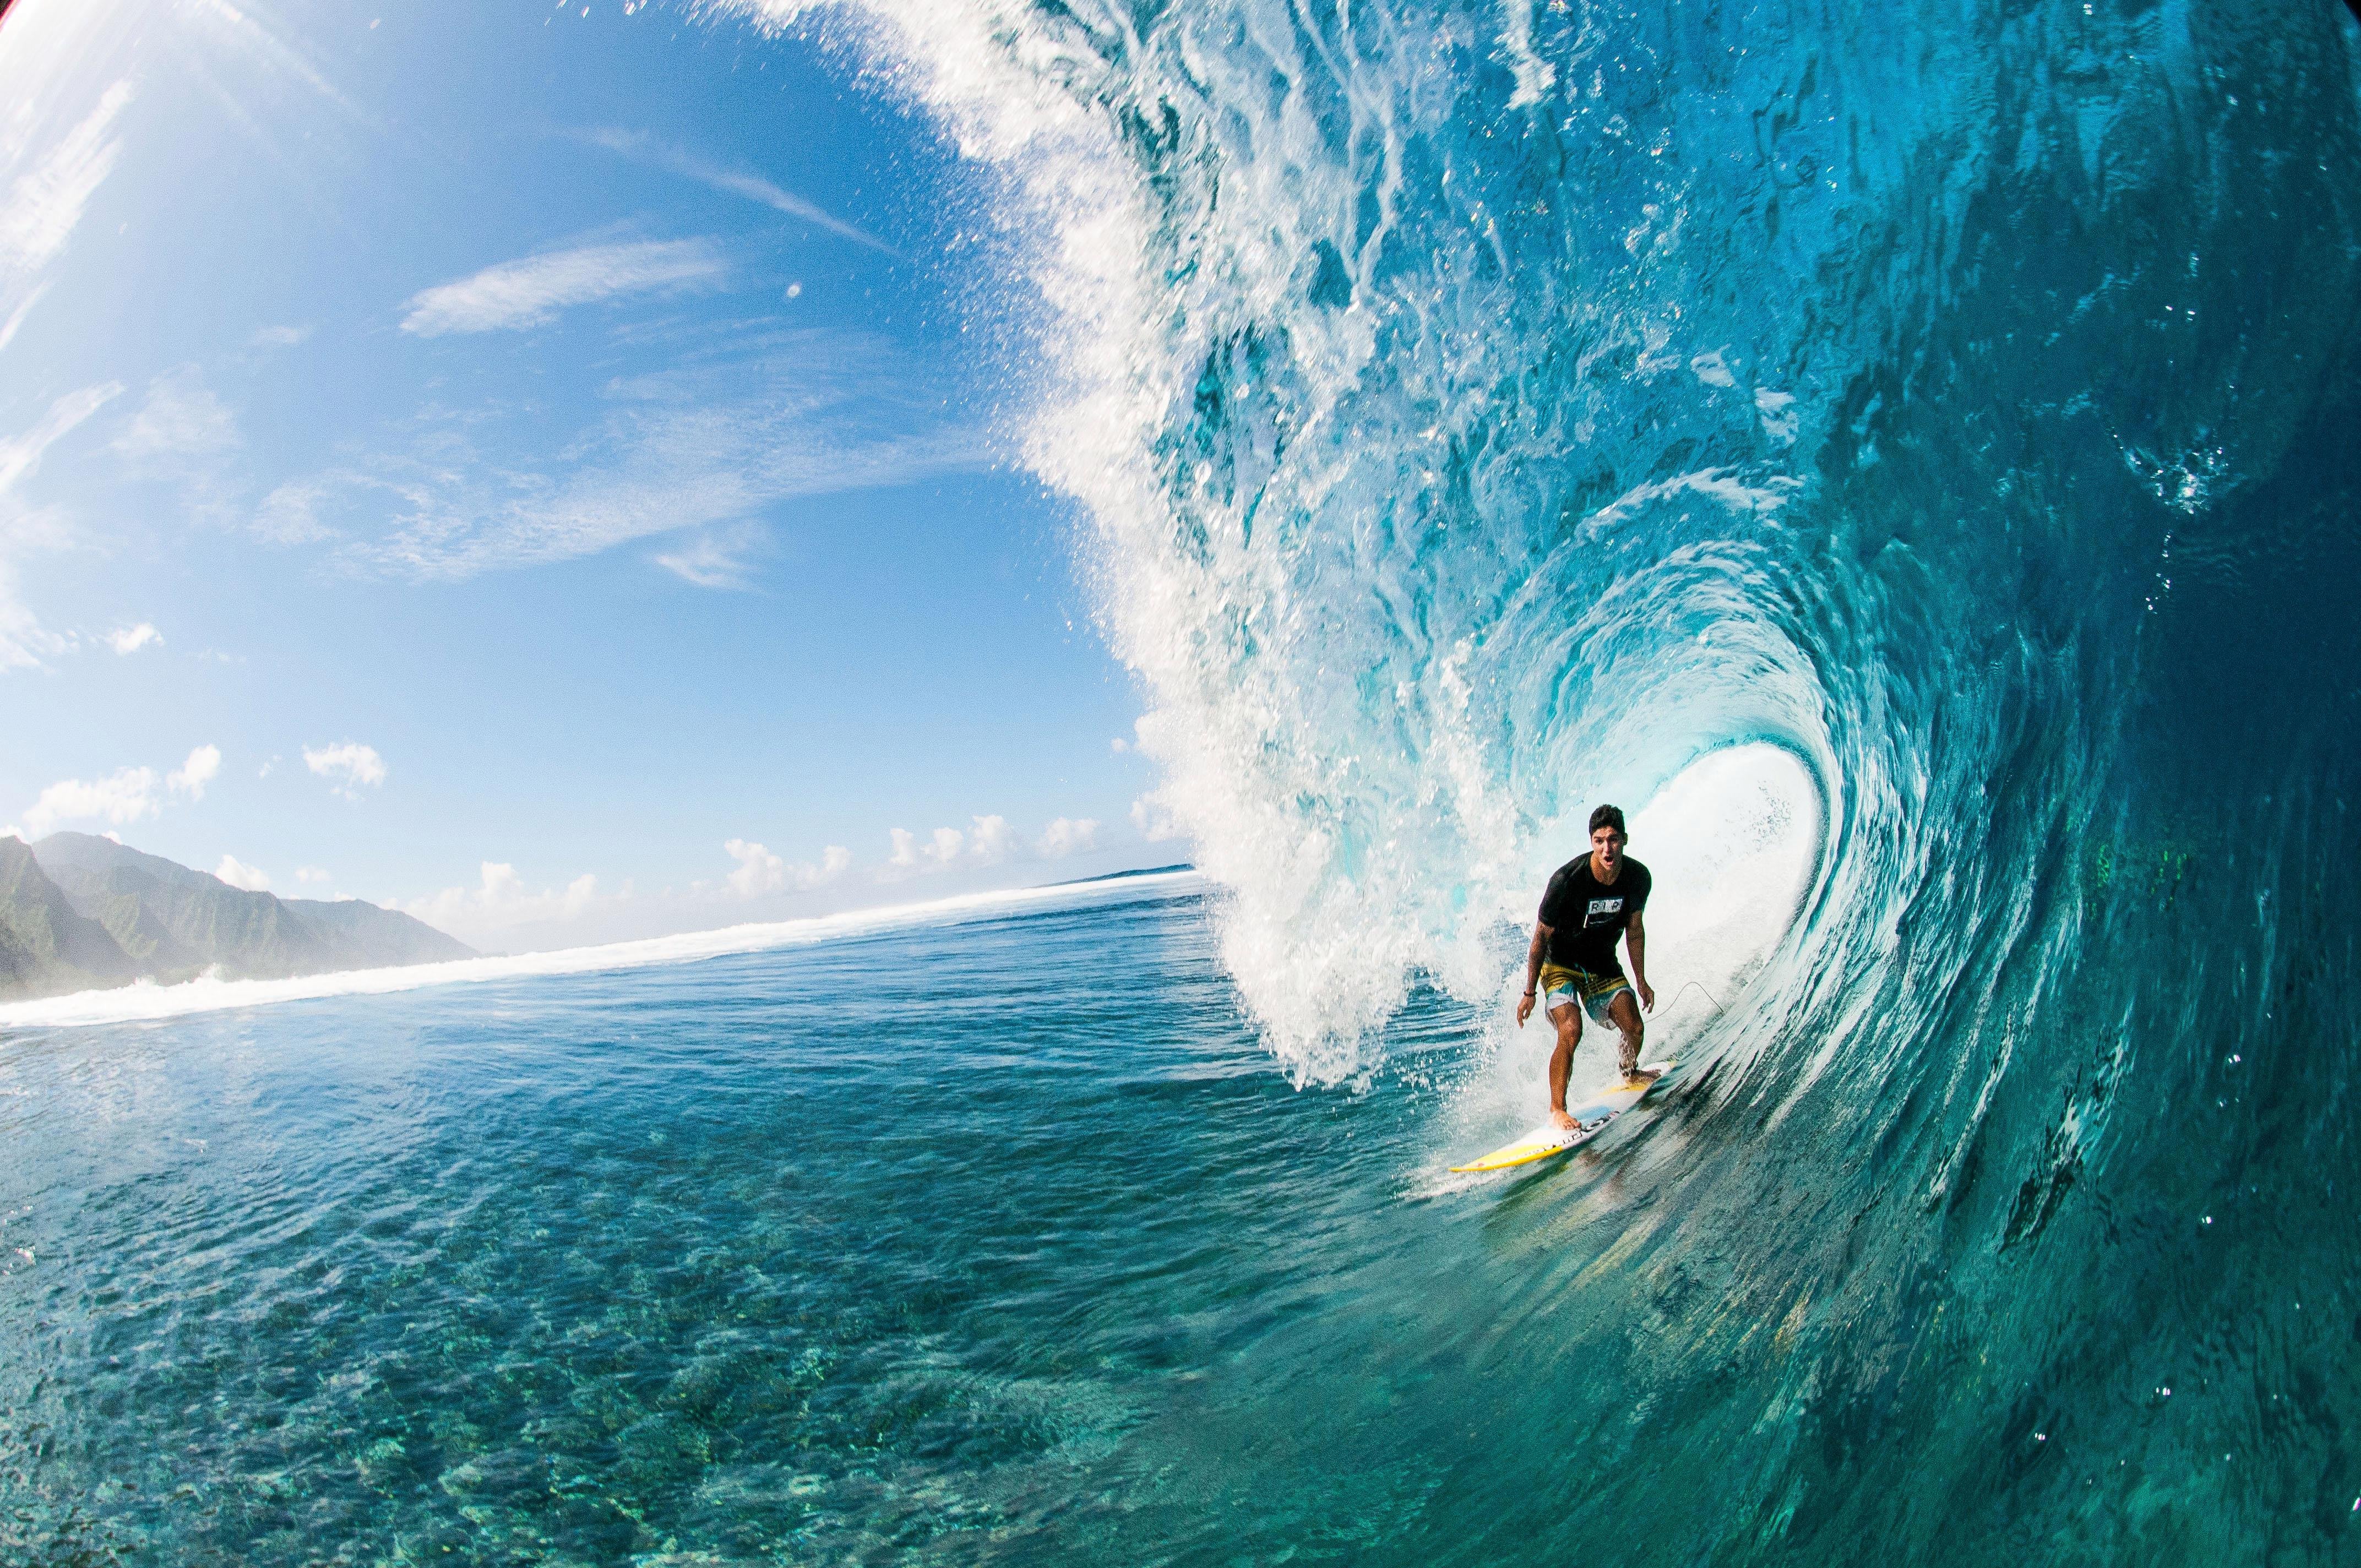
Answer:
[{"left": 1516, "top": 804, "right": 1657, "bottom": 1129}]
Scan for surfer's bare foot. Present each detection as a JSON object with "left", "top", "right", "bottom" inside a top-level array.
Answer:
[
  {"left": 1549, "top": 1107, "right": 1578, "bottom": 1131},
  {"left": 1621, "top": 1066, "right": 1662, "bottom": 1089}
]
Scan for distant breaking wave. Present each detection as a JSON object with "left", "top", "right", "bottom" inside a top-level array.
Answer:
[
  {"left": 737, "top": 2, "right": 2361, "bottom": 1558},
  {"left": 0, "top": 870, "right": 1199, "bottom": 1030}
]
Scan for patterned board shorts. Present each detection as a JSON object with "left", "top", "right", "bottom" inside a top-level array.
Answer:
[{"left": 1539, "top": 963, "right": 1630, "bottom": 1027}]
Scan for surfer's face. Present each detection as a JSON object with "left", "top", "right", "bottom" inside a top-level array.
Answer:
[{"left": 1591, "top": 827, "right": 1624, "bottom": 868}]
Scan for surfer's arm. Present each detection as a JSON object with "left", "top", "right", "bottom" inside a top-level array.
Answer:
[
  {"left": 1516, "top": 923, "right": 1552, "bottom": 1026},
  {"left": 1625, "top": 911, "right": 1653, "bottom": 1010}
]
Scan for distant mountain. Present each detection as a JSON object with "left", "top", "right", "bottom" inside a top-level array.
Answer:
[
  {"left": 0, "top": 832, "right": 474, "bottom": 1003},
  {"left": 0, "top": 837, "right": 143, "bottom": 998}
]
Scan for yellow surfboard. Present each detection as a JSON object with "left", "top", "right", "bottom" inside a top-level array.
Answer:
[{"left": 1449, "top": 1061, "right": 1677, "bottom": 1173}]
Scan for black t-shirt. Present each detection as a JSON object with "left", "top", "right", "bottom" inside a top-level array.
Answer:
[{"left": 1538, "top": 856, "right": 1651, "bottom": 975}]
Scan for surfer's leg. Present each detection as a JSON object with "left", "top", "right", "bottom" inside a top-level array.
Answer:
[
  {"left": 1547, "top": 1003, "right": 1584, "bottom": 1129},
  {"left": 1606, "top": 988, "right": 1656, "bottom": 1086}
]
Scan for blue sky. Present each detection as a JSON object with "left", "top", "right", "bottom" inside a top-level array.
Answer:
[{"left": 0, "top": 0, "right": 1174, "bottom": 950}]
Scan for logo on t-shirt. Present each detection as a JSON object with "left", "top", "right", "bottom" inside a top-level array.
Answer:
[{"left": 1584, "top": 897, "right": 1624, "bottom": 927}]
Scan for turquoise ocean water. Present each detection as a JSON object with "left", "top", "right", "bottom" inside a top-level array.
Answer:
[
  {"left": 13, "top": 0, "right": 2361, "bottom": 1561},
  {"left": 3, "top": 878, "right": 1682, "bottom": 1565}
]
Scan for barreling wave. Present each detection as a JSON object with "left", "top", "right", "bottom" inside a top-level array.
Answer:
[{"left": 732, "top": 2, "right": 2361, "bottom": 1556}]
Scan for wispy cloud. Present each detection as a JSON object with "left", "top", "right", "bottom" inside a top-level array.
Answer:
[
  {"left": 583, "top": 128, "right": 894, "bottom": 254},
  {"left": 400, "top": 239, "right": 726, "bottom": 336},
  {"left": 2, "top": 383, "right": 123, "bottom": 670},
  {"left": 114, "top": 366, "right": 240, "bottom": 458},
  {"left": 181, "top": 0, "right": 360, "bottom": 120},
  {"left": 318, "top": 330, "right": 984, "bottom": 580},
  {"left": 253, "top": 478, "right": 336, "bottom": 545},
  {"left": 1, "top": 79, "right": 135, "bottom": 339},
  {"left": 0, "top": 560, "right": 68, "bottom": 672},
  {"left": 1, "top": 382, "right": 122, "bottom": 499},
  {"left": 107, "top": 622, "right": 161, "bottom": 655},
  {"left": 654, "top": 521, "right": 766, "bottom": 589}
]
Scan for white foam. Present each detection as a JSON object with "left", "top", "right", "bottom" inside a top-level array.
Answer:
[{"left": 0, "top": 870, "right": 1200, "bottom": 1032}]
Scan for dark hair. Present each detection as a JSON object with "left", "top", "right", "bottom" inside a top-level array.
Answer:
[{"left": 1588, "top": 804, "right": 1627, "bottom": 837}]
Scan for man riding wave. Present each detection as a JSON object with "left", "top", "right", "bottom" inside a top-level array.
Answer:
[{"left": 1515, "top": 804, "right": 1658, "bottom": 1130}]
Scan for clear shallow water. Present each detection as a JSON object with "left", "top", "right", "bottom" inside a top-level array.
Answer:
[
  {"left": 0, "top": 886, "right": 1531, "bottom": 1565},
  {"left": 8, "top": 876, "right": 2355, "bottom": 1565}
]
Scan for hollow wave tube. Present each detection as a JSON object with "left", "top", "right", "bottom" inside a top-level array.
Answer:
[{"left": 743, "top": 1, "right": 2361, "bottom": 1557}]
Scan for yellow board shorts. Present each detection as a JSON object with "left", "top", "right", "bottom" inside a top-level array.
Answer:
[{"left": 1539, "top": 963, "right": 1630, "bottom": 1027}]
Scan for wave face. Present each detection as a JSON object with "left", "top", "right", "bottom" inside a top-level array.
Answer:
[{"left": 741, "top": 0, "right": 2361, "bottom": 1555}]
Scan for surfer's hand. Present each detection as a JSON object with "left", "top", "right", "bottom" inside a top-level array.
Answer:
[
  {"left": 1637, "top": 980, "right": 1655, "bottom": 1011},
  {"left": 1515, "top": 991, "right": 1535, "bottom": 1027}
]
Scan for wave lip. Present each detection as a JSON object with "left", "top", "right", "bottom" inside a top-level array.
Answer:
[{"left": 0, "top": 869, "right": 1201, "bottom": 1032}]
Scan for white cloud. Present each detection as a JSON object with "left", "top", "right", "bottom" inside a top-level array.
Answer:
[
  {"left": 883, "top": 814, "right": 1099, "bottom": 877},
  {"left": 1109, "top": 736, "right": 1129, "bottom": 753},
  {"left": 23, "top": 765, "right": 159, "bottom": 837},
  {"left": 884, "top": 825, "right": 970, "bottom": 873},
  {"left": 721, "top": 837, "right": 852, "bottom": 898},
  {"left": 582, "top": 129, "right": 894, "bottom": 254},
  {"left": 251, "top": 324, "right": 311, "bottom": 347},
  {"left": 1130, "top": 794, "right": 1183, "bottom": 842},
  {"left": 303, "top": 741, "right": 385, "bottom": 798},
  {"left": 107, "top": 622, "right": 160, "bottom": 655},
  {"left": 400, "top": 238, "right": 725, "bottom": 336},
  {"left": 401, "top": 861, "right": 619, "bottom": 941},
  {"left": 295, "top": 865, "right": 330, "bottom": 884},
  {"left": 1036, "top": 816, "right": 1100, "bottom": 858},
  {"left": 654, "top": 521, "right": 764, "bottom": 589},
  {"left": 113, "top": 366, "right": 239, "bottom": 457},
  {"left": 214, "top": 853, "right": 269, "bottom": 891},
  {"left": 967, "top": 814, "right": 1018, "bottom": 865},
  {"left": 168, "top": 744, "right": 221, "bottom": 800},
  {"left": 723, "top": 839, "right": 784, "bottom": 896}
]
